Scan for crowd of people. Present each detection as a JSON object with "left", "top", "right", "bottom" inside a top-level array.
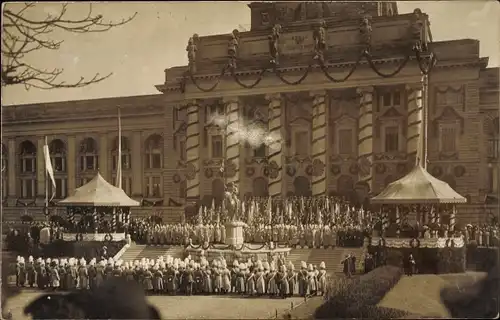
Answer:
[
  {"left": 127, "top": 220, "right": 366, "bottom": 248},
  {"left": 13, "top": 254, "right": 328, "bottom": 298}
]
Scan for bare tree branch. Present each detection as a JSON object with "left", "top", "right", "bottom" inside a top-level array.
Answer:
[{"left": 2, "top": 3, "right": 137, "bottom": 90}]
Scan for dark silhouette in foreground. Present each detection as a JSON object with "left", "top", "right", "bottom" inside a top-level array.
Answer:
[{"left": 23, "top": 278, "right": 161, "bottom": 319}]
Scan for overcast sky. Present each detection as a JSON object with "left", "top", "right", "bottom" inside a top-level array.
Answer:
[{"left": 2, "top": 1, "right": 499, "bottom": 106}]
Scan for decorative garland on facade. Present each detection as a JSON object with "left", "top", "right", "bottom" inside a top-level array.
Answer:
[
  {"left": 370, "top": 237, "right": 465, "bottom": 248},
  {"left": 186, "top": 242, "right": 270, "bottom": 252},
  {"left": 184, "top": 12, "right": 436, "bottom": 93}
]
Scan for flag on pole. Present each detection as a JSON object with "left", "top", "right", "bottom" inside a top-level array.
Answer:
[
  {"left": 116, "top": 107, "right": 123, "bottom": 189},
  {"left": 43, "top": 137, "right": 56, "bottom": 202},
  {"left": 267, "top": 196, "right": 272, "bottom": 224}
]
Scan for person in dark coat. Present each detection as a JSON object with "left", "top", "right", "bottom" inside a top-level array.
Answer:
[
  {"left": 408, "top": 254, "right": 416, "bottom": 276},
  {"left": 342, "top": 254, "right": 352, "bottom": 278}
]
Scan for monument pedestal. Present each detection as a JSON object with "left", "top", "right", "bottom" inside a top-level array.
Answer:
[{"left": 224, "top": 221, "right": 247, "bottom": 246}]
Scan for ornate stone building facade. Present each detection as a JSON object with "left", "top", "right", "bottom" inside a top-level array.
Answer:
[{"left": 2, "top": 2, "right": 499, "bottom": 221}]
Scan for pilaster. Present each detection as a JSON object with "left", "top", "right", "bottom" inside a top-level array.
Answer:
[
  {"left": 310, "top": 90, "right": 328, "bottom": 197},
  {"left": 223, "top": 96, "right": 240, "bottom": 188},
  {"left": 357, "top": 86, "right": 374, "bottom": 192},
  {"left": 67, "top": 135, "right": 76, "bottom": 195},
  {"left": 131, "top": 131, "right": 143, "bottom": 197},
  {"left": 186, "top": 102, "right": 201, "bottom": 201},
  {"left": 266, "top": 93, "right": 284, "bottom": 198}
]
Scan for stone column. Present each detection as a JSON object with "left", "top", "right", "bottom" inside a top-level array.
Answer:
[
  {"left": 67, "top": 136, "right": 76, "bottom": 195},
  {"left": 36, "top": 137, "right": 46, "bottom": 198},
  {"left": 310, "top": 90, "right": 328, "bottom": 197},
  {"left": 224, "top": 97, "right": 240, "bottom": 187},
  {"left": 357, "top": 86, "right": 374, "bottom": 192},
  {"left": 99, "top": 134, "right": 109, "bottom": 181},
  {"left": 186, "top": 101, "right": 201, "bottom": 202},
  {"left": 406, "top": 82, "right": 424, "bottom": 165},
  {"left": 266, "top": 93, "right": 284, "bottom": 198},
  {"left": 131, "top": 131, "right": 143, "bottom": 197},
  {"left": 7, "top": 139, "right": 17, "bottom": 202}
]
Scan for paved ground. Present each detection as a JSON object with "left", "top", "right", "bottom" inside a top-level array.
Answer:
[{"left": 3, "top": 290, "right": 303, "bottom": 320}]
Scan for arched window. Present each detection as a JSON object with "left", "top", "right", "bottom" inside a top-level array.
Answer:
[
  {"left": 19, "top": 140, "right": 37, "bottom": 198},
  {"left": 212, "top": 179, "right": 225, "bottom": 207},
  {"left": 294, "top": 176, "right": 311, "bottom": 197},
  {"left": 252, "top": 177, "right": 268, "bottom": 197},
  {"left": 49, "top": 139, "right": 67, "bottom": 199},
  {"left": 112, "top": 136, "right": 131, "bottom": 171},
  {"left": 79, "top": 138, "right": 98, "bottom": 172},
  {"left": 2, "top": 143, "right": 7, "bottom": 199},
  {"left": 145, "top": 134, "right": 163, "bottom": 169}
]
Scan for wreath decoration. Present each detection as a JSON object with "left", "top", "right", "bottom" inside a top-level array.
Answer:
[
  {"left": 305, "top": 165, "right": 314, "bottom": 176},
  {"left": 375, "top": 163, "right": 386, "bottom": 174},
  {"left": 432, "top": 166, "right": 443, "bottom": 177},
  {"left": 43, "top": 206, "right": 50, "bottom": 216},
  {"left": 246, "top": 167, "right": 255, "bottom": 177},
  {"left": 104, "top": 233, "right": 113, "bottom": 242},
  {"left": 349, "top": 163, "right": 359, "bottom": 175},
  {"left": 173, "top": 174, "right": 181, "bottom": 184},
  {"left": 453, "top": 165, "right": 466, "bottom": 178},
  {"left": 204, "top": 168, "right": 213, "bottom": 179},
  {"left": 378, "top": 237, "right": 387, "bottom": 247},
  {"left": 286, "top": 165, "right": 296, "bottom": 177},
  {"left": 331, "top": 164, "right": 341, "bottom": 176},
  {"left": 263, "top": 167, "right": 270, "bottom": 177},
  {"left": 75, "top": 233, "right": 84, "bottom": 242},
  {"left": 410, "top": 238, "right": 420, "bottom": 248}
]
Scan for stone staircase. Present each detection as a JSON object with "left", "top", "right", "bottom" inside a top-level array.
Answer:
[
  {"left": 287, "top": 248, "right": 312, "bottom": 271},
  {"left": 121, "top": 244, "right": 185, "bottom": 262}
]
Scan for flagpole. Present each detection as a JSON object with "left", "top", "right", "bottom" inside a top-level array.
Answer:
[
  {"left": 45, "top": 136, "right": 48, "bottom": 209},
  {"left": 116, "top": 106, "right": 123, "bottom": 189}
]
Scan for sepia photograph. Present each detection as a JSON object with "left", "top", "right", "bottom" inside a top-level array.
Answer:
[{"left": 1, "top": 1, "right": 499, "bottom": 319}]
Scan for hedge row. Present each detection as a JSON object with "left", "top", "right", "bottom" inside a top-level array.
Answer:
[
  {"left": 466, "top": 245, "right": 499, "bottom": 272},
  {"left": 367, "top": 246, "right": 467, "bottom": 274},
  {"left": 314, "top": 266, "right": 404, "bottom": 319}
]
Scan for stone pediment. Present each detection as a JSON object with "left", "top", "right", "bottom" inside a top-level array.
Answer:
[
  {"left": 380, "top": 107, "right": 403, "bottom": 119},
  {"left": 433, "top": 106, "right": 465, "bottom": 134},
  {"left": 333, "top": 113, "right": 356, "bottom": 125}
]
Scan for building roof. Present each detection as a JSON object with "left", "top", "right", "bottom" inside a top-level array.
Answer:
[
  {"left": 371, "top": 165, "right": 467, "bottom": 204},
  {"left": 58, "top": 173, "right": 140, "bottom": 207}
]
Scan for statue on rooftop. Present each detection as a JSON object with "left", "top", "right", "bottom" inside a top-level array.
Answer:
[
  {"left": 359, "top": 16, "right": 372, "bottom": 50},
  {"left": 268, "top": 24, "right": 282, "bottom": 65},
  {"left": 313, "top": 20, "right": 327, "bottom": 62},
  {"left": 186, "top": 34, "right": 199, "bottom": 73}
]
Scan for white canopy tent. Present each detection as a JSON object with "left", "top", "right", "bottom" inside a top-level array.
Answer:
[
  {"left": 58, "top": 172, "right": 139, "bottom": 207},
  {"left": 371, "top": 165, "right": 467, "bottom": 205}
]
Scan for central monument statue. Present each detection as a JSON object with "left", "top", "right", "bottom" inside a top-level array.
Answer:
[{"left": 222, "top": 182, "right": 246, "bottom": 246}]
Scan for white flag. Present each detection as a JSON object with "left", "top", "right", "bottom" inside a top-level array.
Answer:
[
  {"left": 116, "top": 107, "right": 123, "bottom": 189},
  {"left": 43, "top": 141, "right": 56, "bottom": 201}
]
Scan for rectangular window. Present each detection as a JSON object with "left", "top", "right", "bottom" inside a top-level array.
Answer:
[
  {"left": 393, "top": 91, "right": 401, "bottom": 106},
  {"left": 49, "top": 178, "right": 67, "bottom": 199},
  {"left": 147, "top": 153, "right": 162, "bottom": 169},
  {"left": 23, "top": 158, "right": 35, "bottom": 173},
  {"left": 254, "top": 144, "right": 266, "bottom": 158},
  {"left": 384, "top": 126, "right": 399, "bottom": 152},
  {"left": 2, "top": 177, "right": 7, "bottom": 199},
  {"left": 180, "top": 140, "right": 186, "bottom": 161},
  {"left": 113, "top": 154, "right": 131, "bottom": 171},
  {"left": 53, "top": 156, "right": 65, "bottom": 172},
  {"left": 294, "top": 131, "right": 309, "bottom": 156},
  {"left": 117, "top": 176, "right": 132, "bottom": 195},
  {"left": 21, "top": 179, "right": 35, "bottom": 198},
  {"left": 383, "top": 93, "right": 392, "bottom": 107},
  {"left": 211, "top": 135, "right": 223, "bottom": 158},
  {"left": 488, "top": 138, "right": 499, "bottom": 159},
  {"left": 86, "top": 155, "right": 95, "bottom": 170},
  {"left": 338, "top": 129, "right": 353, "bottom": 154},
  {"left": 441, "top": 126, "right": 457, "bottom": 153},
  {"left": 152, "top": 176, "right": 161, "bottom": 197}
]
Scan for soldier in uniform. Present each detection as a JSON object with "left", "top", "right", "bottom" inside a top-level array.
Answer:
[
  {"left": 317, "top": 262, "right": 327, "bottom": 296},
  {"left": 193, "top": 263, "right": 203, "bottom": 294},
  {"left": 221, "top": 260, "right": 231, "bottom": 294},
  {"left": 16, "top": 256, "right": 26, "bottom": 287},
  {"left": 165, "top": 263, "right": 177, "bottom": 295},
  {"left": 287, "top": 262, "right": 296, "bottom": 297},
  {"left": 308, "top": 264, "right": 317, "bottom": 295},
  {"left": 87, "top": 259, "right": 97, "bottom": 290},
  {"left": 67, "top": 258, "right": 78, "bottom": 290},
  {"left": 184, "top": 262, "right": 194, "bottom": 296},
  {"left": 277, "top": 264, "right": 289, "bottom": 299},
  {"left": 152, "top": 264, "right": 163, "bottom": 295},
  {"left": 35, "top": 258, "right": 46, "bottom": 289},
  {"left": 267, "top": 262, "right": 278, "bottom": 297},
  {"left": 58, "top": 259, "right": 67, "bottom": 290},
  {"left": 95, "top": 260, "right": 105, "bottom": 288},
  {"left": 235, "top": 263, "right": 246, "bottom": 294},
  {"left": 246, "top": 267, "right": 256, "bottom": 296},
  {"left": 298, "top": 261, "right": 308, "bottom": 297},
  {"left": 50, "top": 259, "right": 60, "bottom": 291},
  {"left": 44, "top": 258, "right": 52, "bottom": 289},
  {"left": 78, "top": 258, "right": 89, "bottom": 290},
  {"left": 255, "top": 261, "right": 266, "bottom": 296},
  {"left": 26, "top": 256, "right": 37, "bottom": 288},
  {"left": 105, "top": 258, "right": 114, "bottom": 280}
]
